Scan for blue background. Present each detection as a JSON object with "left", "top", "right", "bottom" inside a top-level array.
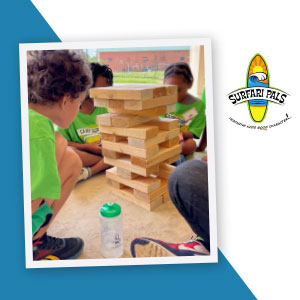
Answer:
[{"left": 0, "top": 1, "right": 255, "bottom": 298}]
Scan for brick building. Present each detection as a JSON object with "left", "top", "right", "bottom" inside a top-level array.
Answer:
[{"left": 97, "top": 47, "right": 189, "bottom": 72}]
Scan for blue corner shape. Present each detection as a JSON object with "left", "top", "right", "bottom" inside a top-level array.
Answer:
[{"left": 0, "top": 1, "right": 256, "bottom": 299}]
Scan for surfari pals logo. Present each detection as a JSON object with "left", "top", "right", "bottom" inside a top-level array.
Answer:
[{"left": 228, "top": 54, "right": 291, "bottom": 130}]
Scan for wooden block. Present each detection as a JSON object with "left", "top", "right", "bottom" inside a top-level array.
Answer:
[
  {"left": 162, "top": 192, "right": 171, "bottom": 203},
  {"left": 157, "top": 163, "right": 176, "bottom": 179},
  {"left": 94, "top": 98, "right": 124, "bottom": 109},
  {"left": 99, "top": 123, "right": 159, "bottom": 139},
  {"left": 102, "top": 140, "right": 159, "bottom": 159},
  {"left": 108, "top": 105, "right": 170, "bottom": 117},
  {"left": 102, "top": 148, "right": 125, "bottom": 159},
  {"left": 109, "top": 99, "right": 125, "bottom": 109},
  {"left": 163, "top": 154, "right": 181, "bottom": 164},
  {"left": 123, "top": 95, "right": 177, "bottom": 110},
  {"left": 101, "top": 133, "right": 127, "bottom": 142},
  {"left": 106, "top": 167, "right": 161, "bottom": 193},
  {"left": 109, "top": 186, "right": 150, "bottom": 210},
  {"left": 109, "top": 186, "right": 163, "bottom": 211},
  {"left": 149, "top": 196, "right": 164, "bottom": 210},
  {"left": 90, "top": 84, "right": 177, "bottom": 101},
  {"left": 93, "top": 98, "right": 109, "bottom": 107},
  {"left": 147, "top": 118, "right": 179, "bottom": 131},
  {"left": 160, "top": 136, "right": 180, "bottom": 148},
  {"left": 127, "top": 128, "right": 179, "bottom": 149},
  {"left": 166, "top": 104, "right": 176, "bottom": 113},
  {"left": 104, "top": 156, "right": 159, "bottom": 177},
  {"left": 131, "top": 145, "right": 182, "bottom": 168},
  {"left": 116, "top": 167, "right": 139, "bottom": 180},
  {"left": 133, "top": 178, "right": 168, "bottom": 201},
  {"left": 97, "top": 113, "right": 116, "bottom": 126},
  {"left": 97, "top": 113, "right": 153, "bottom": 128},
  {"left": 106, "top": 178, "right": 125, "bottom": 189},
  {"left": 165, "top": 85, "right": 177, "bottom": 96},
  {"left": 112, "top": 114, "right": 154, "bottom": 128}
]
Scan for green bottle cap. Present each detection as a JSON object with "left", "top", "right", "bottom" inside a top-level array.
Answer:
[{"left": 100, "top": 202, "right": 121, "bottom": 218}]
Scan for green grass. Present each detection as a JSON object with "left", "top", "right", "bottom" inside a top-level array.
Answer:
[{"left": 113, "top": 71, "right": 164, "bottom": 84}]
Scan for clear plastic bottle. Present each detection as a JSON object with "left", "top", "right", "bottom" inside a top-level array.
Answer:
[{"left": 99, "top": 202, "right": 123, "bottom": 258}]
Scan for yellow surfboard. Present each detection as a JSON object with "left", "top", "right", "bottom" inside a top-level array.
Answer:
[{"left": 247, "top": 54, "right": 269, "bottom": 122}]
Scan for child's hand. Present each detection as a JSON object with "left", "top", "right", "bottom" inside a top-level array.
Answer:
[{"left": 86, "top": 141, "right": 102, "bottom": 155}]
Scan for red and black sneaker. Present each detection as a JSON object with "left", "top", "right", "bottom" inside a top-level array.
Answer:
[
  {"left": 33, "top": 234, "right": 84, "bottom": 260},
  {"left": 130, "top": 237, "right": 209, "bottom": 257}
]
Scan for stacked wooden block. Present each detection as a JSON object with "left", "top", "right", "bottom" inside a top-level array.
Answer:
[{"left": 90, "top": 84, "right": 181, "bottom": 210}]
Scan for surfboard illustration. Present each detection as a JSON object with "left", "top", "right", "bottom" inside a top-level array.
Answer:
[{"left": 247, "top": 54, "right": 269, "bottom": 122}]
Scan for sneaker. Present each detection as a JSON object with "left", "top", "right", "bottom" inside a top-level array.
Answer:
[
  {"left": 77, "top": 167, "right": 91, "bottom": 182},
  {"left": 130, "top": 237, "right": 210, "bottom": 257},
  {"left": 33, "top": 234, "right": 84, "bottom": 260}
]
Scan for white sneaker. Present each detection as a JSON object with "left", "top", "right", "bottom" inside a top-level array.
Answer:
[{"left": 77, "top": 167, "right": 91, "bottom": 182}]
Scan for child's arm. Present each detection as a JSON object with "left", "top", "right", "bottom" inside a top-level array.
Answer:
[
  {"left": 181, "top": 131, "right": 194, "bottom": 140},
  {"left": 197, "top": 126, "right": 207, "bottom": 152},
  {"left": 67, "top": 140, "right": 102, "bottom": 155},
  {"left": 32, "top": 198, "right": 43, "bottom": 215}
]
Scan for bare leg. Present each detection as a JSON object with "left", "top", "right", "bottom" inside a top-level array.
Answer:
[
  {"left": 89, "top": 157, "right": 110, "bottom": 175},
  {"left": 72, "top": 148, "right": 110, "bottom": 176},
  {"left": 33, "top": 133, "right": 82, "bottom": 239}
]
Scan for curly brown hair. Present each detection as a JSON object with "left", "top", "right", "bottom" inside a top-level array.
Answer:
[{"left": 27, "top": 50, "right": 92, "bottom": 105}]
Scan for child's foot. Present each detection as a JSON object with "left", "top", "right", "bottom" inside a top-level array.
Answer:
[
  {"left": 33, "top": 234, "right": 84, "bottom": 260},
  {"left": 130, "top": 237, "right": 209, "bottom": 257},
  {"left": 77, "top": 167, "right": 91, "bottom": 182}
]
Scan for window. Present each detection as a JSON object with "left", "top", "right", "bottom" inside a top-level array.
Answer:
[
  {"left": 107, "top": 58, "right": 112, "bottom": 62},
  {"left": 179, "top": 56, "right": 185, "bottom": 60},
  {"left": 142, "top": 57, "right": 148, "bottom": 61}
]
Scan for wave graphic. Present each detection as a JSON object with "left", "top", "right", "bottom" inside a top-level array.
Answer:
[{"left": 248, "top": 73, "right": 268, "bottom": 88}]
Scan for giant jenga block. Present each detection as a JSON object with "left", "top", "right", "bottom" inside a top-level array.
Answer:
[
  {"left": 94, "top": 94, "right": 177, "bottom": 110},
  {"left": 91, "top": 84, "right": 180, "bottom": 211},
  {"left": 107, "top": 104, "right": 176, "bottom": 117},
  {"left": 90, "top": 84, "right": 177, "bottom": 100}
]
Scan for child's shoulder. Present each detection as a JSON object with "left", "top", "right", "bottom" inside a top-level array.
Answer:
[
  {"left": 29, "top": 109, "right": 55, "bottom": 140},
  {"left": 184, "top": 94, "right": 199, "bottom": 105}
]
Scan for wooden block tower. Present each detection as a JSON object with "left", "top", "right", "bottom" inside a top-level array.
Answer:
[{"left": 90, "top": 84, "right": 181, "bottom": 211}]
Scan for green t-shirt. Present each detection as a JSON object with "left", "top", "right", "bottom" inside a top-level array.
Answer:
[
  {"left": 167, "top": 89, "right": 206, "bottom": 138},
  {"left": 57, "top": 107, "right": 107, "bottom": 144},
  {"left": 29, "top": 109, "right": 61, "bottom": 236}
]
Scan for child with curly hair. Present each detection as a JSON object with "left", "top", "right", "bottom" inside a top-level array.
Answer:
[{"left": 28, "top": 50, "right": 92, "bottom": 260}]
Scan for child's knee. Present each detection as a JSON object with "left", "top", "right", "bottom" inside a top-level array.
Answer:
[
  {"left": 181, "top": 138, "right": 197, "bottom": 155},
  {"left": 67, "top": 147, "right": 82, "bottom": 173},
  {"left": 59, "top": 147, "right": 82, "bottom": 178}
]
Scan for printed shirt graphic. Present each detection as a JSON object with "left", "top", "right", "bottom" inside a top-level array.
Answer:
[
  {"left": 57, "top": 107, "right": 107, "bottom": 143},
  {"left": 166, "top": 89, "right": 206, "bottom": 138}
]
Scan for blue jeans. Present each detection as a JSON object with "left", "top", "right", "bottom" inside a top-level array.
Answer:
[{"left": 168, "top": 160, "right": 210, "bottom": 251}]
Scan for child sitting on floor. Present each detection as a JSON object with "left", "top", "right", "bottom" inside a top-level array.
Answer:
[
  {"left": 163, "top": 62, "right": 206, "bottom": 156},
  {"left": 28, "top": 50, "right": 92, "bottom": 260},
  {"left": 57, "top": 63, "right": 113, "bottom": 182}
]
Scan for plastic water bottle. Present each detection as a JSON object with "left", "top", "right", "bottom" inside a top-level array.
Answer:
[{"left": 99, "top": 202, "right": 123, "bottom": 258}]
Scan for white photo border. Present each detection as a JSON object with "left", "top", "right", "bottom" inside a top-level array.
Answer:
[{"left": 19, "top": 38, "right": 217, "bottom": 268}]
